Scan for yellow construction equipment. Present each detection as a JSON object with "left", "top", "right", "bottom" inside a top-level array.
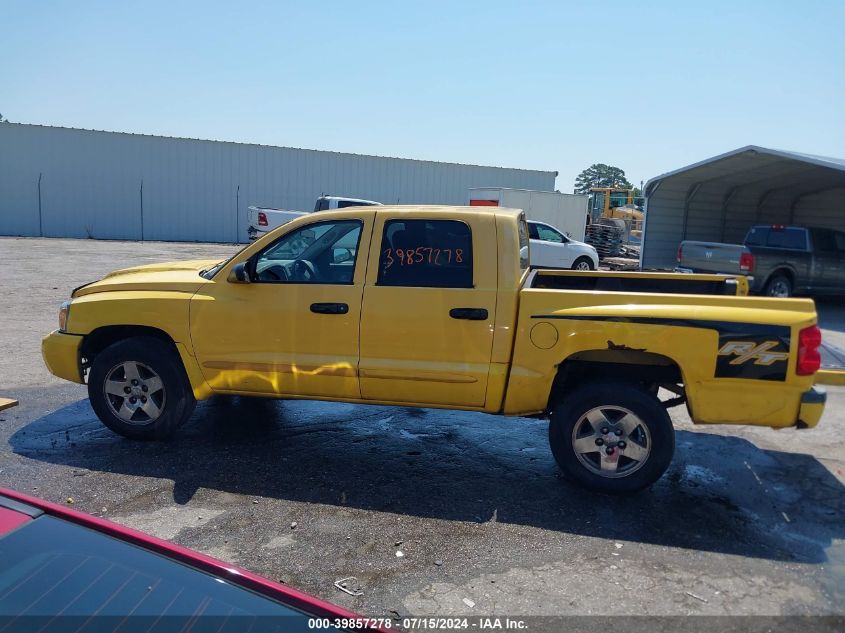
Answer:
[{"left": 589, "top": 187, "right": 645, "bottom": 237}]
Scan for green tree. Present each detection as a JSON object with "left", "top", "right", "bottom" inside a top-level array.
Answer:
[{"left": 573, "top": 164, "right": 632, "bottom": 195}]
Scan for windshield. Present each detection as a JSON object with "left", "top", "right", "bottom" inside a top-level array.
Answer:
[{"left": 0, "top": 515, "right": 331, "bottom": 624}]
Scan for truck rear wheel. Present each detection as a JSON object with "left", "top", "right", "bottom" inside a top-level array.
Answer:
[
  {"left": 549, "top": 382, "right": 674, "bottom": 493},
  {"left": 88, "top": 337, "right": 196, "bottom": 440},
  {"left": 764, "top": 274, "right": 792, "bottom": 298}
]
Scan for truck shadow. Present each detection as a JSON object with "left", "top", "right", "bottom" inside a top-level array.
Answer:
[{"left": 9, "top": 394, "right": 844, "bottom": 564}]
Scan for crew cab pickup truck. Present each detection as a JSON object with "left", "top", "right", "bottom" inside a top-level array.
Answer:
[
  {"left": 677, "top": 224, "right": 845, "bottom": 297},
  {"left": 43, "top": 207, "right": 831, "bottom": 493}
]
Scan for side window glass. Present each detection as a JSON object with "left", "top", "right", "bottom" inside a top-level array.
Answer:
[
  {"left": 813, "top": 231, "right": 837, "bottom": 252},
  {"left": 528, "top": 223, "right": 539, "bottom": 239},
  {"left": 377, "top": 219, "right": 473, "bottom": 288},
  {"left": 518, "top": 217, "right": 530, "bottom": 271},
  {"left": 537, "top": 225, "right": 563, "bottom": 243},
  {"left": 253, "top": 220, "right": 362, "bottom": 284}
]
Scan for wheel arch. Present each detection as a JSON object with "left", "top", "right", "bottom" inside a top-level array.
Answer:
[
  {"left": 572, "top": 255, "right": 595, "bottom": 270},
  {"left": 80, "top": 325, "right": 212, "bottom": 400},
  {"left": 761, "top": 266, "right": 796, "bottom": 291},
  {"left": 81, "top": 325, "right": 178, "bottom": 364},
  {"left": 549, "top": 349, "right": 687, "bottom": 412}
]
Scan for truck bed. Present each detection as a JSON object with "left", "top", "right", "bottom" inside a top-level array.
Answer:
[
  {"left": 530, "top": 269, "right": 748, "bottom": 295},
  {"left": 818, "top": 341, "right": 845, "bottom": 385},
  {"left": 677, "top": 240, "right": 746, "bottom": 275}
]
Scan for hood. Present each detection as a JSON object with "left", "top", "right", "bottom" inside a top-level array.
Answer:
[{"left": 73, "top": 259, "right": 220, "bottom": 297}]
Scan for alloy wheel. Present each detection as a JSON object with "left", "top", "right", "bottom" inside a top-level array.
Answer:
[
  {"left": 571, "top": 405, "right": 651, "bottom": 478},
  {"left": 103, "top": 361, "right": 166, "bottom": 424}
]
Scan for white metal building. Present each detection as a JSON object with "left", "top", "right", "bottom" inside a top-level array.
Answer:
[
  {"left": 0, "top": 124, "right": 556, "bottom": 243},
  {"left": 641, "top": 146, "right": 845, "bottom": 269}
]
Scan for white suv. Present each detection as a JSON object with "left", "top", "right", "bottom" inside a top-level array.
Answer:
[{"left": 527, "top": 221, "right": 599, "bottom": 270}]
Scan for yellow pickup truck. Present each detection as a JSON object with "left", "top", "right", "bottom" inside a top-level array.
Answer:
[{"left": 43, "top": 206, "right": 830, "bottom": 493}]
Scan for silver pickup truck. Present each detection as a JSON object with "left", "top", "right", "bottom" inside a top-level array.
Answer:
[{"left": 677, "top": 225, "right": 845, "bottom": 297}]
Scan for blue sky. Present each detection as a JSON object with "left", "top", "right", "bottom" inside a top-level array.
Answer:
[{"left": 2, "top": 1, "right": 843, "bottom": 190}]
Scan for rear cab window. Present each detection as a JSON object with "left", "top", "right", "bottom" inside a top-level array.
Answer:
[
  {"left": 767, "top": 227, "right": 807, "bottom": 250},
  {"left": 746, "top": 226, "right": 808, "bottom": 250},
  {"left": 745, "top": 226, "right": 770, "bottom": 246}
]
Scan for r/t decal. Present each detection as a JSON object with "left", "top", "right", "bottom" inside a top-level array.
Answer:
[{"left": 718, "top": 341, "right": 789, "bottom": 366}]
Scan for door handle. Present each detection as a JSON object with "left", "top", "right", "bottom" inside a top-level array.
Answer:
[
  {"left": 449, "top": 308, "right": 488, "bottom": 321},
  {"left": 310, "top": 302, "right": 349, "bottom": 315}
]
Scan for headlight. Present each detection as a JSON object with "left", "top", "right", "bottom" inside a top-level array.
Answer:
[{"left": 59, "top": 300, "right": 71, "bottom": 332}]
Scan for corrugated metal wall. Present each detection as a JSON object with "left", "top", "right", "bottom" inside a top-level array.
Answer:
[
  {"left": 0, "top": 124, "right": 556, "bottom": 243},
  {"left": 641, "top": 151, "right": 845, "bottom": 270}
]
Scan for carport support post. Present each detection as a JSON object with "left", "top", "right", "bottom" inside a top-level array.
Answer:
[
  {"left": 754, "top": 189, "right": 776, "bottom": 224},
  {"left": 681, "top": 183, "right": 701, "bottom": 240},
  {"left": 37, "top": 172, "right": 43, "bottom": 237},
  {"left": 719, "top": 187, "right": 738, "bottom": 242},
  {"left": 139, "top": 180, "right": 144, "bottom": 241}
]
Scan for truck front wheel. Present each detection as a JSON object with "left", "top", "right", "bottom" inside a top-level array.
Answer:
[
  {"left": 88, "top": 337, "right": 196, "bottom": 440},
  {"left": 549, "top": 382, "right": 674, "bottom": 493},
  {"left": 572, "top": 257, "right": 594, "bottom": 271}
]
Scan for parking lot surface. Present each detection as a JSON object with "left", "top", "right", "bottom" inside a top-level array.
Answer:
[{"left": 1, "top": 236, "right": 843, "bottom": 620}]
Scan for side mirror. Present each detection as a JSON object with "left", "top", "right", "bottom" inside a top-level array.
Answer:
[
  {"left": 333, "top": 248, "right": 352, "bottom": 264},
  {"left": 228, "top": 262, "right": 251, "bottom": 283}
]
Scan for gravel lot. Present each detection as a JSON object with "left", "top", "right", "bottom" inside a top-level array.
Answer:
[{"left": 1, "top": 236, "right": 843, "bottom": 624}]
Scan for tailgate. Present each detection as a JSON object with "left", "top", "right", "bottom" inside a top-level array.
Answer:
[
  {"left": 816, "top": 340, "right": 845, "bottom": 386},
  {"left": 680, "top": 241, "right": 745, "bottom": 274}
]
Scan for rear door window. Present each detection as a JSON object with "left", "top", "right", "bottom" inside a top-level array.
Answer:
[
  {"left": 377, "top": 219, "right": 473, "bottom": 288},
  {"left": 813, "top": 230, "right": 837, "bottom": 252},
  {"left": 814, "top": 230, "right": 845, "bottom": 252}
]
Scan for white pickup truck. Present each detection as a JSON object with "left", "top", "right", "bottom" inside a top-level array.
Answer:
[{"left": 247, "top": 196, "right": 382, "bottom": 241}]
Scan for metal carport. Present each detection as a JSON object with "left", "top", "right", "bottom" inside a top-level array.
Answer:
[{"left": 641, "top": 146, "right": 845, "bottom": 270}]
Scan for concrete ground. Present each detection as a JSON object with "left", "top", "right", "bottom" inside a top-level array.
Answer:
[{"left": 0, "top": 236, "right": 843, "bottom": 624}]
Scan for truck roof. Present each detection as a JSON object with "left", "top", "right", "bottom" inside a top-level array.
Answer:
[{"left": 374, "top": 205, "right": 523, "bottom": 219}]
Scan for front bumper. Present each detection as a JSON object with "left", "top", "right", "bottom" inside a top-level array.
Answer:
[
  {"left": 42, "top": 331, "right": 84, "bottom": 384},
  {"left": 797, "top": 385, "right": 826, "bottom": 428}
]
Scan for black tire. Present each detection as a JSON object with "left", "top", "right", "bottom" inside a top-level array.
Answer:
[
  {"left": 549, "top": 382, "right": 674, "bottom": 493},
  {"left": 764, "top": 274, "right": 792, "bottom": 298},
  {"left": 572, "top": 256, "right": 594, "bottom": 271},
  {"left": 88, "top": 336, "right": 196, "bottom": 440}
]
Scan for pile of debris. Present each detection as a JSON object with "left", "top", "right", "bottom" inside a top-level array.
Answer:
[
  {"left": 619, "top": 244, "right": 641, "bottom": 259},
  {"left": 585, "top": 221, "right": 624, "bottom": 258}
]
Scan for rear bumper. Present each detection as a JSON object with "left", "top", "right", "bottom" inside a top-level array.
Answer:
[
  {"left": 815, "top": 370, "right": 845, "bottom": 386},
  {"left": 42, "top": 331, "right": 84, "bottom": 384},
  {"left": 797, "top": 385, "right": 826, "bottom": 428}
]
